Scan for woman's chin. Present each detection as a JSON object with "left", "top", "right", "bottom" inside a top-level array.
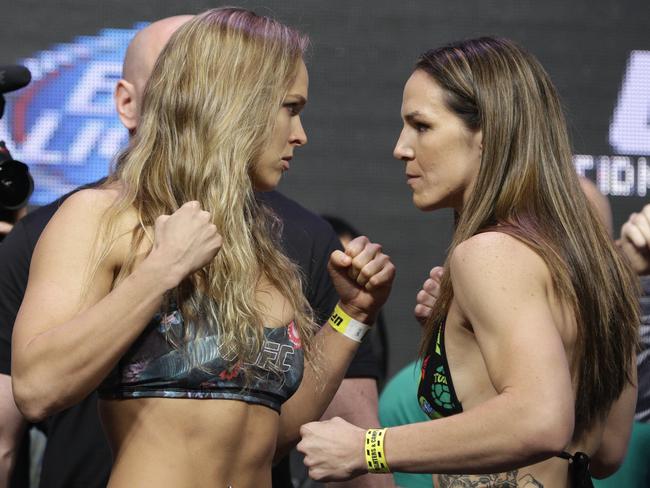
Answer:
[
  {"left": 412, "top": 195, "right": 442, "bottom": 212},
  {"left": 252, "top": 178, "right": 280, "bottom": 193}
]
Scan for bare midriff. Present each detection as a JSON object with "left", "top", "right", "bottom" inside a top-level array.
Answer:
[{"left": 99, "top": 397, "right": 280, "bottom": 488}]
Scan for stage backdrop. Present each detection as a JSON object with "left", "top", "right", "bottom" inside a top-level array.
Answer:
[{"left": 2, "top": 0, "right": 648, "bottom": 375}]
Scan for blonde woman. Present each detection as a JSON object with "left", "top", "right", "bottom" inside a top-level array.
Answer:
[
  {"left": 299, "top": 37, "right": 638, "bottom": 488},
  {"left": 11, "top": 8, "right": 394, "bottom": 488}
]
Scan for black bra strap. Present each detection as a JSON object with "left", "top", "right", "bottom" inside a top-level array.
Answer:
[{"left": 557, "top": 451, "right": 594, "bottom": 488}]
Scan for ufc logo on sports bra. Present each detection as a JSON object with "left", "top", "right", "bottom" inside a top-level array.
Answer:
[{"left": 248, "top": 341, "right": 295, "bottom": 373}]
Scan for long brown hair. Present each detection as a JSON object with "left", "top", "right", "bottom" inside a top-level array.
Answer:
[
  {"left": 418, "top": 37, "right": 639, "bottom": 439},
  {"left": 90, "top": 8, "right": 316, "bottom": 371}
]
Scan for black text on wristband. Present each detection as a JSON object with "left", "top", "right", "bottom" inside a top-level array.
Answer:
[
  {"left": 365, "top": 428, "right": 390, "bottom": 473},
  {"left": 327, "top": 304, "right": 370, "bottom": 342}
]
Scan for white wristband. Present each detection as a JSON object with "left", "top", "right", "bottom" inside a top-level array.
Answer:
[{"left": 327, "top": 304, "right": 370, "bottom": 343}]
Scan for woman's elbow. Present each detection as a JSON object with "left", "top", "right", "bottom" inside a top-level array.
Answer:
[
  {"left": 11, "top": 374, "right": 60, "bottom": 423},
  {"left": 590, "top": 435, "right": 630, "bottom": 479},
  {"left": 519, "top": 403, "right": 575, "bottom": 460},
  {"left": 590, "top": 456, "right": 623, "bottom": 479}
]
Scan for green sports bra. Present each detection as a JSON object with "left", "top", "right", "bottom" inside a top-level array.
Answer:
[{"left": 417, "top": 320, "right": 463, "bottom": 419}]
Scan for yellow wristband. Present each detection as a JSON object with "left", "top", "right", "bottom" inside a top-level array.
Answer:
[
  {"left": 327, "top": 304, "right": 370, "bottom": 343},
  {"left": 365, "top": 428, "right": 390, "bottom": 473}
]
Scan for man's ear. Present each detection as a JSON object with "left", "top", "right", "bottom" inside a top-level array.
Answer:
[{"left": 114, "top": 79, "right": 138, "bottom": 132}]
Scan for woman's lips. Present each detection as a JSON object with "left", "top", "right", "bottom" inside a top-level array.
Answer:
[{"left": 406, "top": 174, "right": 420, "bottom": 185}]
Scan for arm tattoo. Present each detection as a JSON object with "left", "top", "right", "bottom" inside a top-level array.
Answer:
[{"left": 438, "top": 471, "right": 543, "bottom": 487}]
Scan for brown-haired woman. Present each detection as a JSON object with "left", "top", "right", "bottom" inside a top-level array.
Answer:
[
  {"left": 298, "top": 37, "right": 638, "bottom": 487},
  {"left": 11, "top": 8, "right": 394, "bottom": 488}
]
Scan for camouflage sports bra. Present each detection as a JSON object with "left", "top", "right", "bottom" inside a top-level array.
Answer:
[{"left": 98, "top": 306, "right": 304, "bottom": 412}]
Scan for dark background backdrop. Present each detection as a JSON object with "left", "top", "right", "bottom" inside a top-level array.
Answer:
[{"left": 2, "top": 0, "right": 649, "bottom": 375}]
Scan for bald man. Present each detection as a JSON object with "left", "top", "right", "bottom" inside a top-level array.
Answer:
[
  {"left": 0, "top": 15, "right": 386, "bottom": 488},
  {"left": 115, "top": 15, "right": 192, "bottom": 134}
]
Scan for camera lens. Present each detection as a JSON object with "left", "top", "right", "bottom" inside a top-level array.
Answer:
[{"left": 0, "top": 159, "right": 34, "bottom": 210}]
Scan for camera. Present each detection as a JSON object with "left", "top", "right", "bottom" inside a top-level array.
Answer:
[
  {"left": 0, "top": 65, "right": 34, "bottom": 229},
  {"left": 0, "top": 141, "right": 33, "bottom": 212}
]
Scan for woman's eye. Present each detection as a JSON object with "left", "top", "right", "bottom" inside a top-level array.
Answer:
[
  {"left": 415, "top": 122, "right": 429, "bottom": 133},
  {"left": 284, "top": 103, "right": 300, "bottom": 116}
]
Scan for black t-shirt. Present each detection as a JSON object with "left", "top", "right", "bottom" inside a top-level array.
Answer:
[{"left": 0, "top": 189, "right": 379, "bottom": 488}]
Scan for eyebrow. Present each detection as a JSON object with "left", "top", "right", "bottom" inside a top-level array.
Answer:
[
  {"left": 285, "top": 95, "right": 307, "bottom": 105},
  {"left": 403, "top": 111, "right": 423, "bottom": 122}
]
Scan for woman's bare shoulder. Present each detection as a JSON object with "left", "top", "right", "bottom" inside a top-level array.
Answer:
[
  {"left": 450, "top": 231, "right": 551, "bottom": 286},
  {"left": 49, "top": 186, "right": 138, "bottom": 231},
  {"left": 56, "top": 187, "right": 121, "bottom": 215},
  {"left": 37, "top": 186, "right": 140, "bottom": 264}
]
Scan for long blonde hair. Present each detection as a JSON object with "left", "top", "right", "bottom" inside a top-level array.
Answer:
[
  {"left": 92, "top": 8, "right": 316, "bottom": 369},
  {"left": 418, "top": 37, "right": 639, "bottom": 439}
]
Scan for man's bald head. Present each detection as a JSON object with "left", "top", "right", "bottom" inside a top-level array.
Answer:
[
  {"left": 115, "top": 15, "right": 193, "bottom": 132},
  {"left": 122, "top": 15, "right": 194, "bottom": 98}
]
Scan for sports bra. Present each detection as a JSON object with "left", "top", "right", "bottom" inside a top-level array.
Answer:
[
  {"left": 417, "top": 319, "right": 462, "bottom": 419},
  {"left": 418, "top": 320, "right": 593, "bottom": 485},
  {"left": 98, "top": 305, "right": 304, "bottom": 413}
]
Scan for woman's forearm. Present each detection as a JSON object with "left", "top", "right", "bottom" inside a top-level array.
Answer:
[
  {"left": 275, "top": 323, "right": 360, "bottom": 457},
  {"left": 385, "top": 390, "right": 573, "bottom": 474}
]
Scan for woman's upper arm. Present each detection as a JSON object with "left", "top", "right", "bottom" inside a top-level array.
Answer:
[
  {"left": 450, "top": 233, "right": 575, "bottom": 446},
  {"left": 12, "top": 190, "right": 116, "bottom": 360}
]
